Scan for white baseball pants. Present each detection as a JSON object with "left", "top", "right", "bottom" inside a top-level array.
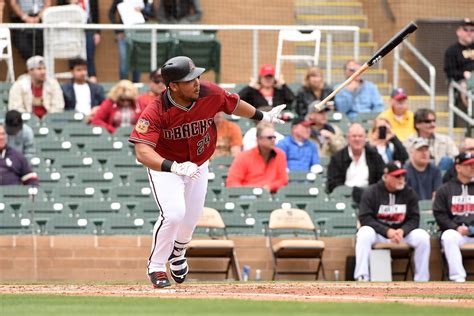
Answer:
[
  {"left": 441, "top": 229, "right": 474, "bottom": 282},
  {"left": 146, "top": 161, "right": 209, "bottom": 274},
  {"left": 354, "top": 226, "right": 431, "bottom": 281}
]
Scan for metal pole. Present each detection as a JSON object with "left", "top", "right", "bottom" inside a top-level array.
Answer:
[
  {"left": 393, "top": 45, "right": 400, "bottom": 89},
  {"left": 151, "top": 29, "right": 157, "bottom": 71},
  {"left": 353, "top": 29, "right": 360, "bottom": 62},
  {"left": 448, "top": 82, "right": 454, "bottom": 138},
  {"left": 252, "top": 29, "right": 259, "bottom": 80},
  {"left": 326, "top": 33, "right": 332, "bottom": 85}
]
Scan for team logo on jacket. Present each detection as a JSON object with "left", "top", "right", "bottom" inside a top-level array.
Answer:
[
  {"left": 377, "top": 204, "right": 406, "bottom": 224},
  {"left": 451, "top": 195, "right": 474, "bottom": 215},
  {"left": 136, "top": 119, "right": 150, "bottom": 134}
]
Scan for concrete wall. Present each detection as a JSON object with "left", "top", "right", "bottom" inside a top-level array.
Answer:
[{"left": 0, "top": 235, "right": 456, "bottom": 282}]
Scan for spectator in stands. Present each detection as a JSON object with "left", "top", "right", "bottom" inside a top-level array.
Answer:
[
  {"left": 444, "top": 18, "right": 474, "bottom": 110},
  {"left": 404, "top": 108, "right": 459, "bottom": 171},
  {"left": 238, "top": 64, "right": 295, "bottom": 110},
  {"left": 368, "top": 118, "right": 408, "bottom": 165},
  {"left": 0, "top": 123, "right": 38, "bottom": 186},
  {"left": 109, "top": 0, "right": 154, "bottom": 82},
  {"left": 157, "top": 0, "right": 202, "bottom": 23},
  {"left": 443, "top": 137, "right": 474, "bottom": 183},
  {"left": 137, "top": 69, "right": 166, "bottom": 109},
  {"left": 327, "top": 123, "right": 385, "bottom": 198},
  {"left": 404, "top": 138, "right": 442, "bottom": 200},
  {"left": 242, "top": 106, "right": 284, "bottom": 151},
  {"left": 8, "top": 56, "right": 64, "bottom": 119},
  {"left": 306, "top": 102, "right": 346, "bottom": 157},
  {"left": 61, "top": 58, "right": 105, "bottom": 118},
  {"left": 4, "top": 110, "right": 35, "bottom": 160},
  {"left": 334, "top": 59, "right": 384, "bottom": 121},
  {"left": 378, "top": 88, "right": 416, "bottom": 142},
  {"left": 226, "top": 122, "right": 288, "bottom": 193},
  {"left": 433, "top": 152, "right": 474, "bottom": 282},
  {"left": 213, "top": 112, "right": 243, "bottom": 158},
  {"left": 294, "top": 66, "right": 334, "bottom": 118},
  {"left": 0, "top": 0, "right": 4, "bottom": 23},
  {"left": 276, "top": 117, "right": 320, "bottom": 172},
  {"left": 355, "top": 161, "right": 430, "bottom": 282},
  {"left": 90, "top": 80, "right": 143, "bottom": 133},
  {"left": 8, "top": 0, "right": 50, "bottom": 61},
  {"left": 58, "top": 0, "right": 101, "bottom": 83}
]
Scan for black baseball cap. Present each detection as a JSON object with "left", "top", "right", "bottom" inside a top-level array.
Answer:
[
  {"left": 308, "top": 100, "right": 330, "bottom": 114},
  {"left": 384, "top": 161, "right": 407, "bottom": 176},
  {"left": 5, "top": 110, "right": 23, "bottom": 135},
  {"left": 460, "top": 18, "right": 474, "bottom": 27},
  {"left": 161, "top": 56, "right": 205, "bottom": 86},
  {"left": 455, "top": 152, "right": 474, "bottom": 165}
]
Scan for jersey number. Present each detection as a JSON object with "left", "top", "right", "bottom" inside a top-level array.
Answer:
[{"left": 197, "top": 133, "right": 211, "bottom": 155}]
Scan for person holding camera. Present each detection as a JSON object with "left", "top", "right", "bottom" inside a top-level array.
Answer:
[
  {"left": 368, "top": 118, "right": 408, "bottom": 165},
  {"left": 378, "top": 88, "right": 416, "bottom": 142},
  {"left": 433, "top": 152, "right": 474, "bottom": 282}
]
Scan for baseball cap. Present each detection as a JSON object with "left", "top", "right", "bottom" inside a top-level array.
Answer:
[
  {"left": 411, "top": 137, "right": 429, "bottom": 150},
  {"left": 455, "top": 152, "right": 474, "bottom": 165},
  {"left": 391, "top": 88, "right": 408, "bottom": 101},
  {"left": 292, "top": 117, "right": 314, "bottom": 127},
  {"left": 5, "top": 110, "right": 23, "bottom": 135},
  {"left": 26, "top": 55, "right": 45, "bottom": 70},
  {"left": 161, "top": 56, "right": 205, "bottom": 86},
  {"left": 259, "top": 64, "right": 275, "bottom": 77},
  {"left": 460, "top": 18, "right": 474, "bottom": 27},
  {"left": 384, "top": 161, "right": 407, "bottom": 176}
]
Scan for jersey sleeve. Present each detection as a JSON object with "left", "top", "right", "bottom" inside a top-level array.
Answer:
[
  {"left": 220, "top": 89, "right": 240, "bottom": 115},
  {"left": 128, "top": 105, "right": 161, "bottom": 148}
]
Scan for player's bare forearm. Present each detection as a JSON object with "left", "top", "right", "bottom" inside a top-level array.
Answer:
[
  {"left": 233, "top": 100, "right": 258, "bottom": 118},
  {"left": 135, "top": 143, "right": 166, "bottom": 172}
]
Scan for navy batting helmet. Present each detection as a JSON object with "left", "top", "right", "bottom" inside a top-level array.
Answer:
[{"left": 161, "top": 56, "right": 205, "bottom": 86}]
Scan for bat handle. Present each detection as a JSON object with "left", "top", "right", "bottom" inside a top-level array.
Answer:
[{"left": 313, "top": 63, "right": 370, "bottom": 111}]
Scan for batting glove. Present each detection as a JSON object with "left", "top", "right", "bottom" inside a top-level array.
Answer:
[
  {"left": 262, "top": 104, "right": 286, "bottom": 124},
  {"left": 171, "top": 161, "right": 201, "bottom": 180}
]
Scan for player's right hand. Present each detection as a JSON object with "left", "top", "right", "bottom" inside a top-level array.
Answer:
[
  {"left": 171, "top": 161, "right": 200, "bottom": 180},
  {"left": 262, "top": 104, "right": 286, "bottom": 124}
]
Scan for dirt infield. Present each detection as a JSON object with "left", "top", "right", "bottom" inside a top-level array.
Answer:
[{"left": 1, "top": 282, "right": 473, "bottom": 307}]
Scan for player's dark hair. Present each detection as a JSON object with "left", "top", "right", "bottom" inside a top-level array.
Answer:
[{"left": 68, "top": 58, "right": 88, "bottom": 70}]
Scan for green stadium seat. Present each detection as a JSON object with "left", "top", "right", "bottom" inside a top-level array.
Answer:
[
  {"left": 52, "top": 186, "right": 102, "bottom": 201},
  {"left": 22, "top": 201, "right": 65, "bottom": 216},
  {"left": 84, "top": 139, "right": 129, "bottom": 155},
  {"left": 288, "top": 171, "right": 325, "bottom": 184},
  {"left": 36, "top": 139, "right": 78, "bottom": 154},
  {"left": 274, "top": 123, "right": 291, "bottom": 136},
  {"left": 275, "top": 183, "right": 322, "bottom": 200},
  {"left": 102, "top": 216, "right": 148, "bottom": 235},
  {"left": 418, "top": 199, "right": 433, "bottom": 212},
  {"left": 0, "top": 185, "right": 48, "bottom": 202},
  {"left": 136, "top": 200, "right": 160, "bottom": 217},
  {"left": 46, "top": 215, "right": 96, "bottom": 235},
  {"left": 114, "top": 126, "right": 134, "bottom": 140},
  {"left": 329, "top": 185, "right": 353, "bottom": 200},
  {"left": 62, "top": 125, "right": 106, "bottom": 145},
  {"left": 111, "top": 185, "right": 152, "bottom": 200},
  {"left": 307, "top": 199, "right": 355, "bottom": 216},
  {"left": 32, "top": 125, "right": 54, "bottom": 140},
  {"left": 42, "top": 112, "right": 86, "bottom": 126},
  {"left": 76, "top": 201, "right": 122, "bottom": 216},
  {"left": 106, "top": 154, "right": 143, "bottom": 170},
  {"left": 221, "top": 187, "right": 272, "bottom": 201},
  {"left": 53, "top": 155, "right": 100, "bottom": 171},
  {"left": 20, "top": 112, "right": 41, "bottom": 128},
  {"left": 0, "top": 216, "right": 33, "bottom": 235},
  {"left": 209, "top": 156, "right": 234, "bottom": 169}
]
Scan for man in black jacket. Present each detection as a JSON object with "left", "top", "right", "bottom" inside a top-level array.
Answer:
[
  {"left": 355, "top": 162, "right": 430, "bottom": 282},
  {"left": 326, "top": 123, "right": 385, "bottom": 197},
  {"left": 61, "top": 58, "right": 105, "bottom": 116},
  {"left": 434, "top": 152, "right": 474, "bottom": 282}
]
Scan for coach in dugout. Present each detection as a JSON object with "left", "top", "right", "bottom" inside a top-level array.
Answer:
[
  {"left": 433, "top": 152, "right": 474, "bottom": 282},
  {"left": 354, "top": 161, "right": 430, "bottom": 282}
]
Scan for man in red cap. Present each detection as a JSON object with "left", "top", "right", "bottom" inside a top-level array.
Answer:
[
  {"left": 378, "top": 88, "right": 416, "bottom": 142},
  {"left": 238, "top": 64, "right": 295, "bottom": 109},
  {"left": 354, "top": 161, "right": 431, "bottom": 282},
  {"left": 434, "top": 152, "right": 474, "bottom": 282}
]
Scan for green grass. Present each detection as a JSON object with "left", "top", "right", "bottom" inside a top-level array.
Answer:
[{"left": 1, "top": 295, "right": 473, "bottom": 316}]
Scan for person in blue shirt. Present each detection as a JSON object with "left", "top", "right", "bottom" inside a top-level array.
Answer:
[
  {"left": 335, "top": 59, "right": 384, "bottom": 121},
  {"left": 276, "top": 118, "right": 320, "bottom": 172}
]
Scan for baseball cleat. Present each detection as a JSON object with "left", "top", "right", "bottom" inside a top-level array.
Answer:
[
  {"left": 148, "top": 271, "right": 171, "bottom": 288},
  {"left": 169, "top": 257, "right": 188, "bottom": 284}
]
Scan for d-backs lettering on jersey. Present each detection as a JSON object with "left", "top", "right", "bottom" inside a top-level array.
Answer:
[
  {"left": 128, "top": 81, "right": 240, "bottom": 166},
  {"left": 450, "top": 195, "right": 474, "bottom": 216},
  {"left": 377, "top": 204, "right": 407, "bottom": 225}
]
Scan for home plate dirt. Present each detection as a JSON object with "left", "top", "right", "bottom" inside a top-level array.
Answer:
[{"left": 1, "top": 282, "right": 473, "bottom": 307}]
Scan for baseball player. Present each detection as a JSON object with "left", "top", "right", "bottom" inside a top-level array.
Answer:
[
  {"left": 128, "top": 56, "right": 286, "bottom": 288},
  {"left": 354, "top": 162, "right": 431, "bottom": 282}
]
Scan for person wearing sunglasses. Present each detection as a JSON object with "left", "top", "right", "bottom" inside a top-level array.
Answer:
[
  {"left": 444, "top": 18, "right": 474, "bottom": 115},
  {"left": 355, "top": 161, "right": 431, "bottom": 282},
  {"left": 137, "top": 69, "right": 166, "bottom": 109},
  {"left": 226, "top": 122, "right": 288, "bottom": 193},
  {"left": 404, "top": 108, "right": 459, "bottom": 171}
]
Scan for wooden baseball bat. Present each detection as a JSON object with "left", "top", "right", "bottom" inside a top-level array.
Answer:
[{"left": 314, "top": 21, "right": 418, "bottom": 111}]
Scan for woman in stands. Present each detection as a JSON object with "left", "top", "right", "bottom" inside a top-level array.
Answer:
[
  {"left": 238, "top": 64, "right": 295, "bottom": 110},
  {"left": 90, "top": 80, "right": 142, "bottom": 133},
  {"left": 369, "top": 117, "right": 408, "bottom": 165},
  {"left": 294, "top": 66, "right": 334, "bottom": 118}
]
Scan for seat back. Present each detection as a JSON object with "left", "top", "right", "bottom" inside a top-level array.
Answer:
[
  {"left": 275, "top": 29, "right": 321, "bottom": 79},
  {"left": 269, "top": 208, "right": 315, "bottom": 231},
  {"left": 0, "top": 27, "right": 15, "bottom": 82},
  {"left": 196, "top": 207, "right": 226, "bottom": 229}
]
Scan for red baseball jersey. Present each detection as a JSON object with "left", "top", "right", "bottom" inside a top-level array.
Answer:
[{"left": 129, "top": 81, "right": 240, "bottom": 166}]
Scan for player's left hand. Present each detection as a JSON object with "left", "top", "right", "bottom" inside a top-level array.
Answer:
[{"left": 262, "top": 104, "right": 286, "bottom": 124}]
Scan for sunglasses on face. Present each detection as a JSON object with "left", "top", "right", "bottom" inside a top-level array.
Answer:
[
  {"left": 391, "top": 174, "right": 406, "bottom": 179},
  {"left": 261, "top": 135, "right": 277, "bottom": 140},
  {"left": 463, "top": 27, "right": 474, "bottom": 32},
  {"left": 421, "top": 119, "right": 436, "bottom": 124}
]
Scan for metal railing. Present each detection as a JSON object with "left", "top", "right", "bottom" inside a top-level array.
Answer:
[
  {"left": 393, "top": 40, "right": 436, "bottom": 109},
  {"left": 448, "top": 80, "right": 474, "bottom": 137},
  {"left": 2, "top": 23, "right": 359, "bottom": 83}
]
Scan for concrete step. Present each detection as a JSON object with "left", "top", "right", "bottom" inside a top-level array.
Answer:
[
  {"left": 319, "top": 28, "right": 373, "bottom": 42},
  {"left": 296, "top": 15, "right": 368, "bottom": 28},
  {"left": 320, "top": 68, "right": 387, "bottom": 84},
  {"left": 295, "top": 2, "right": 363, "bottom": 15},
  {"left": 436, "top": 127, "right": 465, "bottom": 144},
  {"left": 296, "top": 0, "right": 363, "bottom": 4},
  {"left": 382, "top": 95, "right": 449, "bottom": 112},
  {"left": 297, "top": 41, "right": 378, "bottom": 57}
]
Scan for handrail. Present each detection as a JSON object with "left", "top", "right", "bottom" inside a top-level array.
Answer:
[
  {"left": 2, "top": 23, "right": 359, "bottom": 81},
  {"left": 448, "top": 80, "right": 474, "bottom": 137},
  {"left": 393, "top": 40, "right": 436, "bottom": 109}
]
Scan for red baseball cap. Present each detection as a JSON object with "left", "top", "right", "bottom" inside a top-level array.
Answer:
[
  {"left": 391, "top": 88, "right": 408, "bottom": 101},
  {"left": 455, "top": 153, "right": 474, "bottom": 165},
  {"left": 384, "top": 162, "right": 407, "bottom": 176},
  {"left": 292, "top": 117, "right": 314, "bottom": 127},
  {"left": 259, "top": 64, "right": 275, "bottom": 77}
]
